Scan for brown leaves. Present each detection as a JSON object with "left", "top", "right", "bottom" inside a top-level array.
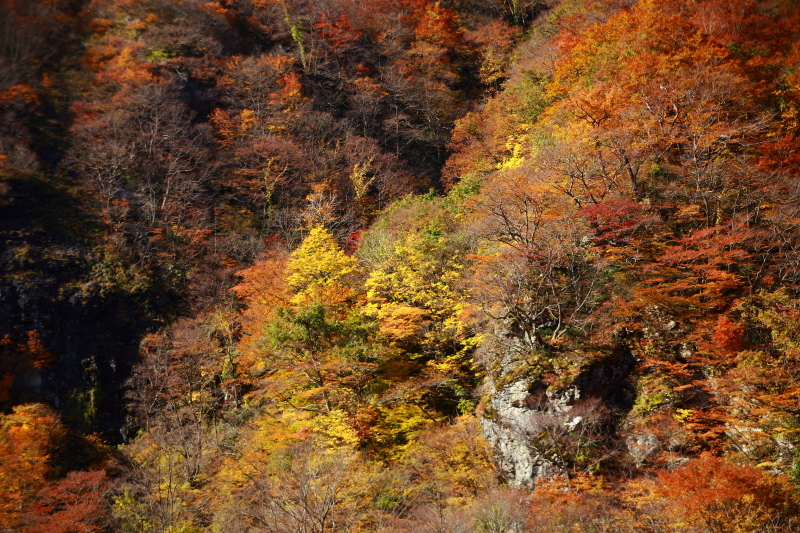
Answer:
[
  {"left": 232, "top": 256, "right": 289, "bottom": 341},
  {"left": 23, "top": 470, "right": 108, "bottom": 533},
  {"left": 0, "top": 404, "right": 66, "bottom": 529},
  {"left": 713, "top": 315, "right": 746, "bottom": 354},
  {"left": 656, "top": 455, "right": 798, "bottom": 532},
  {"left": 313, "top": 13, "right": 363, "bottom": 56}
]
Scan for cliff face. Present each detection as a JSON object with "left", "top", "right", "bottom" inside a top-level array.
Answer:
[
  {"left": 480, "top": 332, "right": 636, "bottom": 487},
  {"left": 0, "top": 174, "right": 158, "bottom": 439}
]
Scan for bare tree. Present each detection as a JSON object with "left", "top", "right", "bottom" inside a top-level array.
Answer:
[
  {"left": 238, "top": 440, "right": 377, "bottom": 533},
  {"left": 468, "top": 170, "right": 601, "bottom": 346}
]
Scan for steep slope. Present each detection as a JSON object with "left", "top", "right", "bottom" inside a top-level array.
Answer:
[
  {"left": 5, "top": 0, "right": 800, "bottom": 531},
  {"left": 448, "top": 0, "right": 800, "bottom": 491}
]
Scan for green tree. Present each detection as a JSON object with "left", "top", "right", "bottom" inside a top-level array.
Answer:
[{"left": 259, "top": 302, "right": 381, "bottom": 415}]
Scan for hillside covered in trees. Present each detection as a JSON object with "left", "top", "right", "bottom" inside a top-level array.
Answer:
[{"left": 3, "top": 0, "right": 800, "bottom": 531}]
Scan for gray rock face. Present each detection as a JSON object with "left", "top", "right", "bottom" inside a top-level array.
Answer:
[
  {"left": 480, "top": 378, "right": 564, "bottom": 488},
  {"left": 480, "top": 342, "right": 636, "bottom": 487},
  {"left": 626, "top": 431, "right": 660, "bottom": 465}
]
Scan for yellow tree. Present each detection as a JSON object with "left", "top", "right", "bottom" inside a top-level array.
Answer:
[
  {"left": 236, "top": 439, "right": 380, "bottom": 533},
  {"left": 247, "top": 225, "right": 379, "bottom": 421},
  {"left": 359, "top": 195, "right": 481, "bottom": 435},
  {"left": 286, "top": 225, "right": 357, "bottom": 306},
  {"left": 363, "top": 230, "right": 475, "bottom": 361}
]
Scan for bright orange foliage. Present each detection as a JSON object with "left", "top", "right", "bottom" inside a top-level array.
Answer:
[{"left": 0, "top": 404, "right": 66, "bottom": 529}]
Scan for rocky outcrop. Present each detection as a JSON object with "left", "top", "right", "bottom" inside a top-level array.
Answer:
[
  {"left": 0, "top": 175, "right": 160, "bottom": 440},
  {"left": 481, "top": 379, "right": 565, "bottom": 487},
  {"left": 480, "top": 338, "right": 636, "bottom": 488}
]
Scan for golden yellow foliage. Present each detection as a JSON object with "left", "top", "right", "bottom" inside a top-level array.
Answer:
[{"left": 286, "top": 225, "right": 357, "bottom": 305}]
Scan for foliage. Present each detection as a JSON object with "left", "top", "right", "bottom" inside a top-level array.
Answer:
[
  {"left": 286, "top": 225, "right": 358, "bottom": 305},
  {"left": 8, "top": 0, "right": 800, "bottom": 531}
]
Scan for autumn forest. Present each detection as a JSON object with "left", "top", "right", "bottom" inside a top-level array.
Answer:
[{"left": 3, "top": 0, "right": 800, "bottom": 531}]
